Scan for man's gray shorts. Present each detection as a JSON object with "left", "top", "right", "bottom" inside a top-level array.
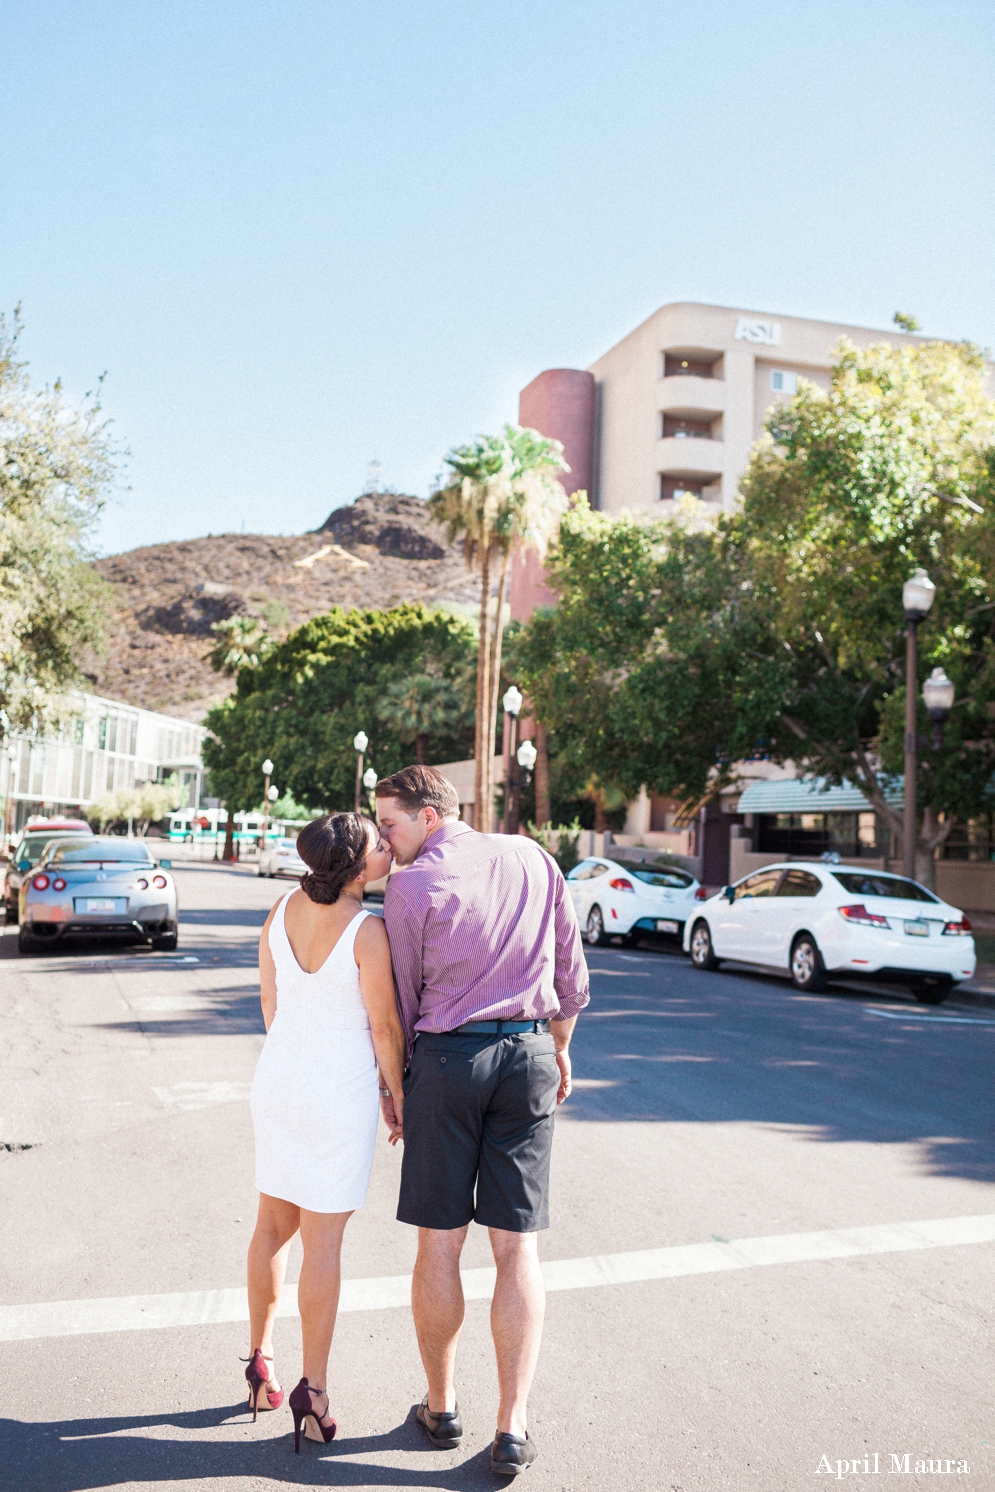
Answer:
[{"left": 397, "top": 1029, "right": 560, "bottom": 1233}]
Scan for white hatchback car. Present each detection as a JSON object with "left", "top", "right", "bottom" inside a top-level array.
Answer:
[
  {"left": 683, "top": 862, "right": 975, "bottom": 1003},
  {"left": 566, "top": 855, "right": 704, "bottom": 946},
  {"left": 257, "top": 837, "right": 307, "bottom": 879}
]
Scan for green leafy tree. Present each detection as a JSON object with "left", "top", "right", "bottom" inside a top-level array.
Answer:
[
  {"left": 90, "top": 775, "right": 186, "bottom": 834},
  {"left": 1, "top": 309, "right": 116, "bottom": 728},
  {"left": 430, "top": 425, "right": 568, "bottom": 830},
  {"left": 518, "top": 337, "right": 995, "bottom": 887},
  {"left": 203, "top": 604, "right": 476, "bottom": 816}
]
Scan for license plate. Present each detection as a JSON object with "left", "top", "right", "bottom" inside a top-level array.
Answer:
[
  {"left": 904, "top": 919, "right": 929, "bottom": 937},
  {"left": 75, "top": 897, "right": 127, "bottom": 913},
  {"left": 656, "top": 919, "right": 679, "bottom": 934}
]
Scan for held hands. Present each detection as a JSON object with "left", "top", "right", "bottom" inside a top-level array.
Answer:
[
  {"left": 379, "top": 1091, "right": 403, "bottom": 1146},
  {"left": 555, "top": 1049, "right": 572, "bottom": 1105}
]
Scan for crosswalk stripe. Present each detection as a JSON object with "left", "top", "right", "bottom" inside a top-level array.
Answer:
[{"left": 2, "top": 1213, "right": 992, "bottom": 1342}]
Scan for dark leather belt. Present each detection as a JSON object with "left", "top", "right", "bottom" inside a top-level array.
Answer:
[{"left": 450, "top": 1018, "right": 551, "bottom": 1035}]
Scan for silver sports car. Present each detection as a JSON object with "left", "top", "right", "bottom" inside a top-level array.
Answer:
[{"left": 18, "top": 837, "right": 179, "bottom": 954}]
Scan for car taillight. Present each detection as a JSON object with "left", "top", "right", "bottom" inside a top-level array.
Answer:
[
  {"left": 32, "top": 874, "right": 50, "bottom": 891},
  {"left": 695, "top": 886, "right": 708, "bottom": 900},
  {"left": 609, "top": 877, "right": 634, "bottom": 892},
  {"left": 137, "top": 877, "right": 149, "bottom": 890},
  {"left": 153, "top": 874, "right": 167, "bottom": 889},
  {"left": 943, "top": 917, "right": 972, "bottom": 935},
  {"left": 838, "top": 903, "right": 889, "bottom": 927},
  {"left": 52, "top": 878, "right": 67, "bottom": 891}
]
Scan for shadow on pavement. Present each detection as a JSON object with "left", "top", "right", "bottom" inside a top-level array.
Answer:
[
  {"left": 0, "top": 1403, "right": 508, "bottom": 1491},
  {"left": 566, "top": 954, "right": 995, "bottom": 1184}
]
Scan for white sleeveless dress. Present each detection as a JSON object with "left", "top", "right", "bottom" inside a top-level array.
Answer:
[{"left": 250, "top": 895, "right": 379, "bottom": 1213}]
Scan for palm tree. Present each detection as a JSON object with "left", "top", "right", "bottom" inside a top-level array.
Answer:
[
  {"left": 207, "top": 616, "right": 274, "bottom": 675},
  {"left": 377, "top": 673, "right": 469, "bottom": 764},
  {"left": 430, "top": 426, "right": 568, "bottom": 830}
]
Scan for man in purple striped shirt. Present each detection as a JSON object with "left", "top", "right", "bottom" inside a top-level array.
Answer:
[{"left": 375, "top": 765, "right": 589, "bottom": 1477}]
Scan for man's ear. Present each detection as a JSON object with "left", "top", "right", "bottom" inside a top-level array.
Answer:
[{"left": 421, "top": 805, "right": 441, "bottom": 831}]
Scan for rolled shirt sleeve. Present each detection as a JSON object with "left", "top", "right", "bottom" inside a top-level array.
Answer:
[
  {"left": 549, "top": 855, "right": 590, "bottom": 1019},
  {"left": 382, "top": 881, "right": 425, "bottom": 1058}
]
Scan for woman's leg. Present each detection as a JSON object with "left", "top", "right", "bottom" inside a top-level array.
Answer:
[
  {"left": 298, "top": 1208, "right": 353, "bottom": 1401},
  {"left": 247, "top": 1192, "right": 300, "bottom": 1377}
]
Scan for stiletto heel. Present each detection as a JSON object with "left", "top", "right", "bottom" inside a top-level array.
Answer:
[
  {"left": 243, "top": 1349, "right": 284, "bottom": 1421},
  {"left": 288, "top": 1378, "right": 337, "bottom": 1452}
]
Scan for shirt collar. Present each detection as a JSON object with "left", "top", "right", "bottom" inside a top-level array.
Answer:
[{"left": 415, "top": 819, "right": 473, "bottom": 861}]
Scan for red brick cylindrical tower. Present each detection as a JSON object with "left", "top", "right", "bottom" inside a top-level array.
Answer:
[{"left": 509, "top": 369, "right": 595, "bottom": 620}]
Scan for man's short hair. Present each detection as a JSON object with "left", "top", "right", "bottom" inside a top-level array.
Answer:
[{"left": 374, "top": 765, "right": 460, "bottom": 820}]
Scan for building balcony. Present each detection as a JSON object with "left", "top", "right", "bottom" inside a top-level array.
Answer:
[
  {"left": 656, "top": 436, "right": 724, "bottom": 479},
  {"left": 658, "top": 375, "right": 725, "bottom": 417}
]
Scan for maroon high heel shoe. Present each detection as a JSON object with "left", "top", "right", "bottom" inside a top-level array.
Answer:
[
  {"left": 289, "top": 1378, "right": 337, "bottom": 1452},
  {"left": 243, "top": 1348, "right": 284, "bottom": 1421}
]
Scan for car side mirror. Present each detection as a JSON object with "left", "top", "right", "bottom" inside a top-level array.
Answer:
[
  {"left": 158, "top": 859, "right": 172, "bottom": 869},
  {"left": 724, "top": 886, "right": 735, "bottom": 903}
]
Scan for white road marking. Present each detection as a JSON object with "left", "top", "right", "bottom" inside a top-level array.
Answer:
[
  {"left": 864, "top": 1006, "right": 995, "bottom": 1027},
  {"left": 2, "top": 1213, "right": 992, "bottom": 1343}
]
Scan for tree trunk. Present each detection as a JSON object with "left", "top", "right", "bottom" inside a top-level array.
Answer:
[
  {"left": 415, "top": 733, "right": 427, "bottom": 766},
  {"left": 488, "top": 547, "right": 512, "bottom": 764},
  {"left": 593, "top": 793, "right": 608, "bottom": 834},
  {"left": 473, "top": 547, "right": 493, "bottom": 831},
  {"left": 916, "top": 806, "right": 955, "bottom": 891},
  {"left": 534, "top": 719, "right": 550, "bottom": 828},
  {"left": 222, "top": 809, "right": 235, "bottom": 862}
]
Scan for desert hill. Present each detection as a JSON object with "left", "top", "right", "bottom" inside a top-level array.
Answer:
[{"left": 86, "top": 494, "right": 478, "bottom": 721}]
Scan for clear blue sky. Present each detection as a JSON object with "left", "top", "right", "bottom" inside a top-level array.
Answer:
[{"left": 3, "top": 0, "right": 993, "bottom": 556}]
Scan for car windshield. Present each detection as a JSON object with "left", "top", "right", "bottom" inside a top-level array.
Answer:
[
  {"left": 831, "top": 871, "right": 938, "bottom": 903},
  {"left": 615, "top": 862, "right": 693, "bottom": 889},
  {"left": 50, "top": 840, "right": 156, "bottom": 865},
  {"left": 17, "top": 836, "right": 72, "bottom": 865}
]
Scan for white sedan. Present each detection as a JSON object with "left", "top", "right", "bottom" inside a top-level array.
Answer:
[
  {"left": 683, "top": 862, "right": 975, "bottom": 1004},
  {"left": 566, "top": 855, "right": 704, "bottom": 946},
  {"left": 257, "top": 838, "right": 307, "bottom": 879}
]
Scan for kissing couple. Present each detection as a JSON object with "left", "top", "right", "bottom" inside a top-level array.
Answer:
[{"left": 242, "top": 764, "right": 590, "bottom": 1476}]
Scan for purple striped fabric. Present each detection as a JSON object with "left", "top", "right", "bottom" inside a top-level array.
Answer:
[{"left": 383, "top": 821, "right": 590, "bottom": 1054}]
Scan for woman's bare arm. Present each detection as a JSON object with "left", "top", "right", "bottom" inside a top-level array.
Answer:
[
  {"left": 258, "top": 900, "right": 281, "bottom": 1032},
  {"left": 355, "top": 914, "right": 406, "bottom": 1141}
]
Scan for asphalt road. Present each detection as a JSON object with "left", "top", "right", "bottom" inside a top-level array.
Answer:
[{"left": 0, "top": 859, "right": 992, "bottom": 1491}]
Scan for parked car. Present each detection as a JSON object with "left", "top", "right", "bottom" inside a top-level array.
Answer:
[
  {"left": 18, "top": 836, "right": 178, "bottom": 954},
  {"left": 683, "top": 862, "right": 975, "bottom": 1003},
  {"left": 566, "top": 854, "right": 703, "bottom": 946},
  {"left": 257, "top": 837, "right": 307, "bottom": 879},
  {"left": 4, "top": 825, "right": 93, "bottom": 924}
]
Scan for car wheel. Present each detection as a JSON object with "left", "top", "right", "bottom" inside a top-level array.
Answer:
[
  {"left": 689, "top": 919, "right": 720, "bottom": 970},
  {"left": 585, "top": 905, "right": 609, "bottom": 947},
  {"left": 790, "top": 933, "right": 827, "bottom": 992},
  {"left": 912, "top": 980, "right": 949, "bottom": 1005},
  {"left": 17, "top": 925, "right": 41, "bottom": 955},
  {"left": 151, "top": 931, "right": 178, "bottom": 952}
]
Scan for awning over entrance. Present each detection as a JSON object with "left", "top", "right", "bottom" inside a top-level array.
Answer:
[{"left": 736, "top": 777, "right": 903, "bottom": 814}]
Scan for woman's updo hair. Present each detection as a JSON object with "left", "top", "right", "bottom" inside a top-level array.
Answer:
[{"left": 295, "top": 813, "right": 373, "bottom": 904}]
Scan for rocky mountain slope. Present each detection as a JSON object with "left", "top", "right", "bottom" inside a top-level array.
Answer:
[{"left": 86, "top": 494, "right": 478, "bottom": 721}]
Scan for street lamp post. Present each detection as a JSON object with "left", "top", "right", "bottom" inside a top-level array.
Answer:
[
  {"left": 260, "top": 758, "right": 274, "bottom": 850},
  {"left": 902, "top": 570, "right": 936, "bottom": 880},
  {"left": 502, "top": 686, "right": 523, "bottom": 833},
  {"left": 362, "top": 766, "right": 378, "bottom": 815},
  {"left": 923, "top": 666, "right": 955, "bottom": 751},
  {"left": 353, "top": 732, "right": 369, "bottom": 813},
  {"left": 510, "top": 738, "right": 537, "bottom": 837}
]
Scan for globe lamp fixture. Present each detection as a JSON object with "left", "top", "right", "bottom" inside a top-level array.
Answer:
[
  {"left": 902, "top": 569, "right": 936, "bottom": 622},
  {"left": 517, "top": 739, "right": 538, "bottom": 771},
  {"left": 363, "top": 767, "right": 378, "bottom": 790},
  {"left": 922, "top": 667, "right": 955, "bottom": 722},
  {"left": 267, "top": 784, "right": 279, "bottom": 802},
  {"left": 353, "top": 731, "right": 369, "bottom": 755},
  {"left": 261, "top": 758, "right": 274, "bottom": 776},
  {"left": 503, "top": 685, "right": 524, "bottom": 717}
]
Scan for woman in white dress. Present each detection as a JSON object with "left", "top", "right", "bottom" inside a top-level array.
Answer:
[{"left": 243, "top": 812, "right": 405, "bottom": 1451}]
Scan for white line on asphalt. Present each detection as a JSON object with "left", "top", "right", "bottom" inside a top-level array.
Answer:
[
  {"left": 864, "top": 1006, "right": 995, "bottom": 1027},
  {"left": 2, "top": 1214, "right": 992, "bottom": 1343}
]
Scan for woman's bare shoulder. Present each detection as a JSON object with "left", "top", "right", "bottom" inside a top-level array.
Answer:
[{"left": 354, "top": 910, "right": 390, "bottom": 960}]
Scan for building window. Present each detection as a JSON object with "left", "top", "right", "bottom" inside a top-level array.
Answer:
[
  {"left": 660, "top": 414, "right": 713, "bottom": 441},
  {"left": 663, "top": 353, "right": 717, "bottom": 379},
  {"left": 770, "top": 370, "right": 798, "bottom": 394},
  {"left": 659, "top": 476, "right": 704, "bottom": 502}
]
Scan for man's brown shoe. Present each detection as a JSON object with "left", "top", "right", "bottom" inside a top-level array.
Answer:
[
  {"left": 416, "top": 1396, "right": 463, "bottom": 1449},
  {"left": 491, "top": 1431, "right": 538, "bottom": 1475}
]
